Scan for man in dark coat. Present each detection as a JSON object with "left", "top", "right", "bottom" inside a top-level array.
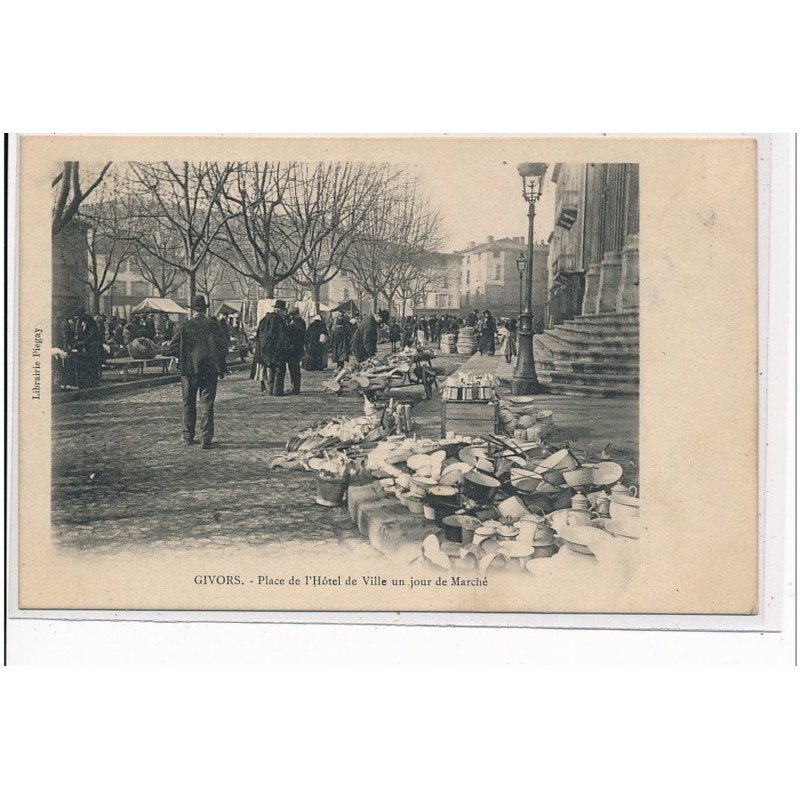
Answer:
[
  {"left": 285, "top": 307, "right": 307, "bottom": 394},
  {"left": 251, "top": 299, "right": 289, "bottom": 395},
  {"left": 165, "top": 295, "right": 228, "bottom": 449},
  {"left": 351, "top": 310, "right": 385, "bottom": 362},
  {"left": 329, "top": 313, "right": 351, "bottom": 369}
]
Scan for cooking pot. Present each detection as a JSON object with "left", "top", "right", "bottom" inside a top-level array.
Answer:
[
  {"left": 463, "top": 471, "right": 501, "bottom": 503},
  {"left": 609, "top": 494, "right": 640, "bottom": 519}
]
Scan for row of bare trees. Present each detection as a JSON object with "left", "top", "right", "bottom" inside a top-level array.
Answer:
[{"left": 52, "top": 160, "right": 446, "bottom": 316}]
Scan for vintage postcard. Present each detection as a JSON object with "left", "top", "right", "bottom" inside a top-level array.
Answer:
[{"left": 10, "top": 135, "right": 760, "bottom": 617}]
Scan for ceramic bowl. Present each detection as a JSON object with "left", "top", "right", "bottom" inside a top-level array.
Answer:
[
  {"left": 537, "top": 448, "right": 580, "bottom": 473},
  {"left": 604, "top": 518, "right": 642, "bottom": 539},
  {"left": 556, "top": 525, "right": 605, "bottom": 556},
  {"left": 547, "top": 508, "right": 597, "bottom": 531},
  {"left": 592, "top": 461, "right": 624, "bottom": 486},
  {"left": 458, "top": 446, "right": 489, "bottom": 468},
  {"left": 562, "top": 467, "right": 594, "bottom": 487}
]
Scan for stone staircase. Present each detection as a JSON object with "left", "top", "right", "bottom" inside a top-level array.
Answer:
[{"left": 533, "top": 311, "right": 639, "bottom": 397}]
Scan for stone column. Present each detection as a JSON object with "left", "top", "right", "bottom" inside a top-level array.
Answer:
[
  {"left": 581, "top": 164, "right": 605, "bottom": 315},
  {"left": 598, "top": 163, "right": 626, "bottom": 313},
  {"left": 616, "top": 165, "right": 640, "bottom": 311}
]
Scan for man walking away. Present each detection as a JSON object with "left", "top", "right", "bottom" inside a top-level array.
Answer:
[
  {"left": 251, "top": 299, "right": 290, "bottom": 395},
  {"left": 166, "top": 295, "right": 228, "bottom": 449},
  {"left": 286, "top": 307, "right": 307, "bottom": 394}
]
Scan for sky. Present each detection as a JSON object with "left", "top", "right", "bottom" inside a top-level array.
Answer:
[{"left": 416, "top": 159, "right": 557, "bottom": 253}]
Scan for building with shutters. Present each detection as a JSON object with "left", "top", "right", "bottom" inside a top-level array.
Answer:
[{"left": 459, "top": 235, "right": 549, "bottom": 322}]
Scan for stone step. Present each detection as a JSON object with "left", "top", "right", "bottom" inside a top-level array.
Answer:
[
  {"left": 537, "top": 358, "right": 640, "bottom": 376},
  {"left": 557, "top": 320, "right": 640, "bottom": 337},
  {"left": 542, "top": 328, "right": 639, "bottom": 346},
  {"left": 563, "top": 312, "right": 639, "bottom": 326},
  {"left": 540, "top": 380, "right": 639, "bottom": 398},
  {"left": 534, "top": 344, "right": 639, "bottom": 365},
  {"left": 541, "top": 369, "right": 638, "bottom": 388},
  {"left": 534, "top": 333, "right": 639, "bottom": 355}
]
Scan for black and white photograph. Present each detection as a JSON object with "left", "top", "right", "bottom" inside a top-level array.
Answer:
[{"left": 13, "top": 135, "right": 758, "bottom": 614}]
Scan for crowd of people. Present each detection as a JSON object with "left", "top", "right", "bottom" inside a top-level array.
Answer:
[{"left": 55, "top": 297, "right": 527, "bottom": 447}]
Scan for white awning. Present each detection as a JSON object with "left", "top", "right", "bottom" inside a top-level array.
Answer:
[{"left": 131, "top": 297, "right": 190, "bottom": 315}]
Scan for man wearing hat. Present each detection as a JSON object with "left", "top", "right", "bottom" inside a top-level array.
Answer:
[
  {"left": 250, "top": 298, "right": 289, "bottom": 396},
  {"left": 285, "top": 306, "right": 307, "bottom": 395},
  {"left": 166, "top": 295, "right": 228, "bottom": 448}
]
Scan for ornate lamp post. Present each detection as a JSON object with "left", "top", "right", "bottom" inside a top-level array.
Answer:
[
  {"left": 512, "top": 162, "right": 548, "bottom": 396},
  {"left": 516, "top": 252, "right": 526, "bottom": 316}
]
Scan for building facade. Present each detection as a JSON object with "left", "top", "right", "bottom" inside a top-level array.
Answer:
[
  {"left": 52, "top": 219, "right": 90, "bottom": 324},
  {"left": 546, "top": 162, "right": 640, "bottom": 326},
  {"left": 459, "top": 236, "right": 548, "bottom": 322}
]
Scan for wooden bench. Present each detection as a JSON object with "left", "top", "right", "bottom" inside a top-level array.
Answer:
[{"left": 105, "top": 356, "right": 176, "bottom": 380}]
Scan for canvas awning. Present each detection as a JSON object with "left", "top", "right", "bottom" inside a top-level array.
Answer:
[
  {"left": 214, "top": 300, "right": 243, "bottom": 315},
  {"left": 332, "top": 299, "right": 360, "bottom": 316},
  {"left": 131, "top": 297, "right": 190, "bottom": 315}
]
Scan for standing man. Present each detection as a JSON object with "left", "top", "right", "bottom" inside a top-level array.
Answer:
[
  {"left": 166, "top": 295, "right": 228, "bottom": 449},
  {"left": 351, "top": 309, "right": 387, "bottom": 362},
  {"left": 286, "top": 307, "right": 307, "bottom": 395},
  {"left": 251, "top": 299, "right": 289, "bottom": 396}
]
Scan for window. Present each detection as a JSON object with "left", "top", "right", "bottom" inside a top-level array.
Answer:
[
  {"left": 436, "top": 293, "right": 449, "bottom": 308},
  {"left": 466, "top": 269, "right": 470, "bottom": 285},
  {"left": 493, "top": 264, "right": 501, "bottom": 280},
  {"left": 131, "top": 281, "right": 149, "bottom": 296}
]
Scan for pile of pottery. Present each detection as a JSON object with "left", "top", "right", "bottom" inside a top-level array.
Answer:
[
  {"left": 442, "top": 371, "right": 497, "bottom": 401},
  {"left": 497, "top": 395, "right": 555, "bottom": 441},
  {"left": 364, "top": 430, "right": 641, "bottom": 576},
  {"left": 456, "top": 326, "right": 477, "bottom": 355}
]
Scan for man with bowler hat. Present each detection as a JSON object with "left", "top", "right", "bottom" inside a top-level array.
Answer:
[
  {"left": 285, "top": 306, "right": 306, "bottom": 395},
  {"left": 166, "top": 295, "right": 228, "bottom": 449},
  {"left": 251, "top": 298, "right": 289, "bottom": 396}
]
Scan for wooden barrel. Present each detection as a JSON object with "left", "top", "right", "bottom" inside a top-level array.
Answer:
[
  {"left": 456, "top": 326, "right": 477, "bottom": 355},
  {"left": 440, "top": 333, "right": 456, "bottom": 354}
]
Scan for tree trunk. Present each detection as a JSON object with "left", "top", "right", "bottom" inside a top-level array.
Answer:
[
  {"left": 91, "top": 289, "right": 101, "bottom": 316},
  {"left": 188, "top": 271, "right": 197, "bottom": 310},
  {"left": 372, "top": 293, "right": 379, "bottom": 313},
  {"left": 312, "top": 283, "right": 321, "bottom": 305},
  {"left": 262, "top": 276, "right": 275, "bottom": 299}
]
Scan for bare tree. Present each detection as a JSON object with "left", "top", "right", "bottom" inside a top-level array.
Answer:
[
  {"left": 288, "top": 162, "right": 393, "bottom": 307},
  {"left": 52, "top": 161, "right": 113, "bottom": 237},
  {"left": 195, "top": 258, "right": 226, "bottom": 303},
  {"left": 212, "top": 162, "right": 305, "bottom": 298},
  {"left": 346, "top": 175, "right": 444, "bottom": 313},
  {"left": 128, "top": 161, "right": 236, "bottom": 307},
  {"left": 130, "top": 228, "right": 186, "bottom": 298}
]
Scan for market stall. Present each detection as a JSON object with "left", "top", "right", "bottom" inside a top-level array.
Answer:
[{"left": 322, "top": 346, "right": 444, "bottom": 401}]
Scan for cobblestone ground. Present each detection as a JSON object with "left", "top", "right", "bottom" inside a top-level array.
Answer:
[
  {"left": 52, "top": 345, "right": 638, "bottom": 556},
  {"left": 52, "top": 346, "right": 467, "bottom": 556}
]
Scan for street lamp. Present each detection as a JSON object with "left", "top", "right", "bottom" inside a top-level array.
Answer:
[
  {"left": 512, "top": 161, "right": 548, "bottom": 396},
  {"left": 516, "top": 252, "right": 526, "bottom": 316}
]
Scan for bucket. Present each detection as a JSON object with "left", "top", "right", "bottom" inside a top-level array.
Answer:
[{"left": 315, "top": 473, "right": 350, "bottom": 507}]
